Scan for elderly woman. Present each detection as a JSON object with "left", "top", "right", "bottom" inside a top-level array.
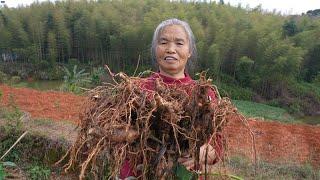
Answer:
[{"left": 120, "top": 18, "right": 223, "bottom": 179}]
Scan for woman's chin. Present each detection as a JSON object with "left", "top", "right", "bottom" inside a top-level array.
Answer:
[
  {"left": 160, "top": 66, "right": 178, "bottom": 72},
  {"left": 162, "top": 60, "right": 178, "bottom": 66}
]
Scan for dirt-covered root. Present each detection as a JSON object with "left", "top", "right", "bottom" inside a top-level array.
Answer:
[{"left": 57, "top": 71, "right": 254, "bottom": 179}]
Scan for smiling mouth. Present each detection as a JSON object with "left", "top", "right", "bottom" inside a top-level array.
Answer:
[{"left": 164, "top": 56, "right": 177, "bottom": 61}]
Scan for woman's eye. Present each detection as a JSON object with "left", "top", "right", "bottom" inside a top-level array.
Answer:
[{"left": 160, "top": 42, "right": 167, "bottom": 45}]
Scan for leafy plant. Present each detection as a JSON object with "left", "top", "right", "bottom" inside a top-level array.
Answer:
[
  {"left": 174, "top": 163, "right": 243, "bottom": 180},
  {"left": 90, "top": 67, "right": 105, "bottom": 85},
  {"left": 60, "top": 65, "right": 91, "bottom": 93},
  {"left": 27, "top": 165, "right": 50, "bottom": 180},
  {"left": 0, "top": 163, "right": 7, "bottom": 180},
  {"left": 2, "top": 107, "right": 23, "bottom": 133},
  {"left": 9, "top": 76, "right": 21, "bottom": 85},
  {"left": 174, "top": 164, "right": 195, "bottom": 180},
  {"left": 0, "top": 161, "right": 18, "bottom": 179},
  {"left": 0, "top": 71, "right": 9, "bottom": 83}
]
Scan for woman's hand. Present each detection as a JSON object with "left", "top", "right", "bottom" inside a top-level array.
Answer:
[{"left": 177, "top": 143, "right": 216, "bottom": 171}]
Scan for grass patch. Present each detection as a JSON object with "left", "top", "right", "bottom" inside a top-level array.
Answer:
[
  {"left": 233, "top": 100, "right": 295, "bottom": 122},
  {"left": 13, "top": 80, "right": 63, "bottom": 91},
  {"left": 0, "top": 125, "right": 69, "bottom": 179},
  {"left": 32, "top": 118, "right": 56, "bottom": 126},
  {"left": 0, "top": 107, "right": 69, "bottom": 179},
  {"left": 0, "top": 108, "right": 24, "bottom": 133},
  {"left": 228, "top": 156, "right": 320, "bottom": 180},
  {"left": 27, "top": 165, "right": 51, "bottom": 180}
]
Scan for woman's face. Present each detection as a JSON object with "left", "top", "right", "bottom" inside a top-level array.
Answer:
[{"left": 156, "top": 25, "right": 191, "bottom": 79}]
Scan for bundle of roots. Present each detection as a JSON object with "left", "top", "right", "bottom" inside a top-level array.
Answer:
[{"left": 57, "top": 71, "right": 246, "bottom": 179}]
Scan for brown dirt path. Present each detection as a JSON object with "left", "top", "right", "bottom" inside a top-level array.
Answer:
[{"left": 1, "top": 84, "right": 320, "bottom": 166}]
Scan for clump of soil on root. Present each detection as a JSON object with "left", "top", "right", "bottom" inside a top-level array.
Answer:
[{"left": 57, "top": 71, "right": 251, "bottom": 179}]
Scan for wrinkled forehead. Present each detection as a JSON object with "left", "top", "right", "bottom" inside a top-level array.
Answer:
[{"left": 158, "top": 25, "right": 190, "bottom": 41}]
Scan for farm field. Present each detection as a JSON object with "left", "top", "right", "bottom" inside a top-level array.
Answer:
[
  {"left": 0, "top": 84, "right": 320, "bottom": 179},
  {"left": 1, "top": 0, "right": 320, "bottom": 179}
]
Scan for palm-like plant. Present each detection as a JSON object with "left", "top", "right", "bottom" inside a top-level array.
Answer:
[
  {"left": 61, "top": 65, "right": 91, "bottom": 93},
  {"left": 0, "top": 163, "right": 6, "bottom": 180}
]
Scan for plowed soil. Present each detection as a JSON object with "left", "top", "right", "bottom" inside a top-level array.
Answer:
[
  {"left": 1, "top": 84, "right": 319, "bottom": 167},
  {"left": 0, "top": 84, "right": 84, "bottom": 122}
]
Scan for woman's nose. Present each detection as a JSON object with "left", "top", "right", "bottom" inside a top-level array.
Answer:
[{"left": 166, "top": 43, "right": 176, "bottom": 53}]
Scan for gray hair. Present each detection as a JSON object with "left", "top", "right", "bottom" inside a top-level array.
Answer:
[{"left": 151, "top": 18, "right": 197, "bottom": 73}]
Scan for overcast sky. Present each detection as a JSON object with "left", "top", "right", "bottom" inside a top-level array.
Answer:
[
  {"left": 220, "top": 0, "right": 320, "bottom": 14},
  {"left": 2, "top": 0, "right": 320, "bottom": 15}
]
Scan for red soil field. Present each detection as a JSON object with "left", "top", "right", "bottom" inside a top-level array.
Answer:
[
  {"left": 1, "top": 84, "right": 319, "bottom": 166},
  {"left": 0, "top": 84, "right": 84, "bottom": 122}
]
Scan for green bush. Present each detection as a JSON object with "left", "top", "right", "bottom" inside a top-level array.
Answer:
[
  {"left": 90, "top": 67, "right": 106, "bottom": 85},
  {"left": 0, "top": 62, "right": 64, "bottom": 81},
  {"left": 0, "top": 63, "right": 33, "bottom": 79},
  {"left": 0, "top": 106, "right": 24, "bottom": 133},
  {"left": 67, "top": 58, "right": 80, "bottom": 69},
  {"left": 0, "top": 163, "right": 7, "bottom": 180},
  {"left": 290, "top": 81, "right": 320, "bottom": 101},
  {"left": 35, "top": 66, "right": 64, "bottom": 80},
  {"left": 264, "top": 81, "right": 320, "bottom": 116},
  {"left": 27, "top": 165, "right": 51, "bottom": 180},
  {"left": 0, "top": 71, "right": 9, "bottom": 83},
  {"left": 10, "top": 76, "right": 21, "bottom": 84},
  {"left": 235, "top": 56, "right": 254, "bottom": 87},
  {"left": 35, "top": 60, "right": 51, "bottom": 70},
  {"left": 287, "top": 81, "right": 320, "bottom": 115},
  {"left": 212, "top": 73, "right": 255, "bottom": 101},
  {"left": 217, "top": 83, "right": 254, "bottom": 101},
  {"left": 48, "top": 66, "right": 64, "bottom": 80},
  {"left": 313, "top": 73, "right": 320, "bottom": 85}
]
